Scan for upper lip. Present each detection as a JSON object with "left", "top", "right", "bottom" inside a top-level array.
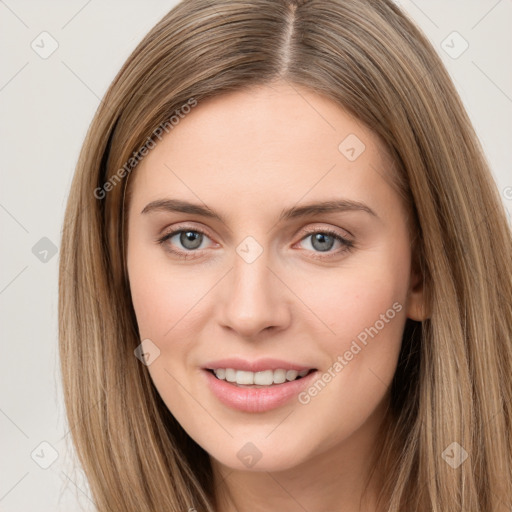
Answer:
[{"left": 203, "top": 357, "right": 316, "bottom": 373}]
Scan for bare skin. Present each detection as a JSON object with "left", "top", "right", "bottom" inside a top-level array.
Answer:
[{"left": 126, "top": 81, "right": 426, "bottom": 512}]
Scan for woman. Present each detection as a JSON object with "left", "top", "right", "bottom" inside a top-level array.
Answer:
[{"left": 58, "top": 0, "right": 512, "bottom": 510}]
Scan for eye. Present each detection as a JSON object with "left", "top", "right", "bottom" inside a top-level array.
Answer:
[
  {"left": 156, "top": 226, "right": 215, "bottom": 259},
  {"left": 296, "top": 228, "right": 354, "bottom": 259}
]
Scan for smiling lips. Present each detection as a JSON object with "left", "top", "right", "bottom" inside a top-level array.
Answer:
[{"left": 202, "top": 357, "right": 318, "bottom": 412}]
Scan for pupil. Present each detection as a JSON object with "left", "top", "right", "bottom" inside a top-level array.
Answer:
[
  {"left": 312, "top": 233, "right": 334, "bottom": 252},
  {"left": 181, "top": 231, "right": 202, "bottom": 250}
]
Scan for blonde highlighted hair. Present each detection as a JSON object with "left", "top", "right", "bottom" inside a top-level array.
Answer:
[{"left": 59, "top": 0, "right": 512, "bottom": 510}]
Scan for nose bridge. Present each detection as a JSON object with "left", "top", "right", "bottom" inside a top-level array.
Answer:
[{"left": 218, "top": 236, "right": 290, "bottom": 337}]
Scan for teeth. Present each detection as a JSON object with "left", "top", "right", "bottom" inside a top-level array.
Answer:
[
  {"left": 212, "top": 368, "right": 311, "bottom": 386},
  {"left": 225, "top": 368, "right": 236, "bottom": 382},
  {"left": 285, "top": 370, "right": 299, "bottom": 381}
]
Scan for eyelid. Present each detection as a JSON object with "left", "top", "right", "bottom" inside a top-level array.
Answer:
[{"left": 297, "top": 223, "right": 354, "bottom": 240}]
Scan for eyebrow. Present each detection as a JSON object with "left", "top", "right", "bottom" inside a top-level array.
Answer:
[{"left": 140, "top": 198, "right": 378, "bottom": 222}]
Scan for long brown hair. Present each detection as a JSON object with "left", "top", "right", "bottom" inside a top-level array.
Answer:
[{"left": 58, "top": 0, "right": 512, "bottom": 510}]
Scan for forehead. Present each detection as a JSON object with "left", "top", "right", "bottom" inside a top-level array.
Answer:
[{"left": 128, "top": 82, "right": 397, "bottom": 220}]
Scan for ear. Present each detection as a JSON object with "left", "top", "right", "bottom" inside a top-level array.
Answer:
[{"left": 406, "top": 264, "right": 429, "bottom": 321}]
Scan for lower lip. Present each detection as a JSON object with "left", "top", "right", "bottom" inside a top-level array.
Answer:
[{"left": 203, "top": 369, "right": 318, "bottom": 413}]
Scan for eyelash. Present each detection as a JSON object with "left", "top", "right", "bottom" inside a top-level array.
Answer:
[{"left": 156, "top": 225, "right": 355, "bottom": 260}]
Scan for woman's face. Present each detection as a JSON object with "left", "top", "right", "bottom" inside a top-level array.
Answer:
[{"left": 126, "top": 82, "right": 424, "bottom": 473}]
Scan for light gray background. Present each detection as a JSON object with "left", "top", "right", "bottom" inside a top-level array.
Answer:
[{"left": 1, "top": 1, "right": 511, "bottom": 510}]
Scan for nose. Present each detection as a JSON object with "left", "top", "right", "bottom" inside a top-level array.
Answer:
[{"left": 217, "top": 248, "right": 292, "bottom": 339}]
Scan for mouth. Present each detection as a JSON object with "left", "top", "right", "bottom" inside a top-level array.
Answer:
[
  {"left": 206, "top": 367, "right": 317, "bottom": 388},
  {"left": 203, "top": 366, "right": 319, "bottom": 413}
]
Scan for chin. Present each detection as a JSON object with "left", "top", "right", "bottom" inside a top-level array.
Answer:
[{"left": 208, "top": 437, "right": 312, "bottom": 473}]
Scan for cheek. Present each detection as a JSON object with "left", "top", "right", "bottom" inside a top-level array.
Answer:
[
  {"left": 127, "top": 237, "right": 210, "bottom": 341},
  {"left": 127, "top": 249, "right": 209, "bottom": 405},
  {"left": 290, "top": 239, "right": 411, "bottom": 411},
  {"left": 129, "top": 271, "right": 183, "bottom": 341},
  {"left": 299, "top": 277, "right": 406, "bottom": 412},
  {"left": 299, "top": 247, "right": 410, "bottom": 352}
]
